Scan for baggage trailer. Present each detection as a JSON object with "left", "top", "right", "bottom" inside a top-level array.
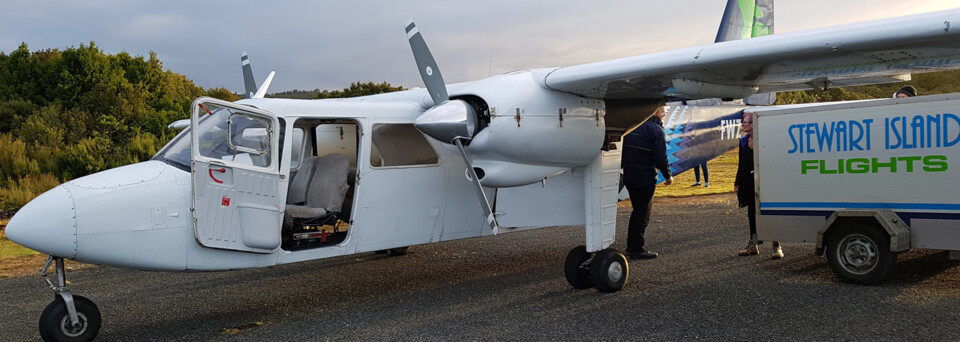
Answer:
[{"left": 749, "top": 93, "right": 960, "bottom": 284}]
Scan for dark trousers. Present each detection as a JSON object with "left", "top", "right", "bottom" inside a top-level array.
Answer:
[
  {"left": 747, "top": 201, "right": 757, "bottom": 238},
  {"left": 626, "top": 183, "right": 656, "bottom": 253},
  {"left": 694, "top": 163, "right": 708, "bottom": 183}
]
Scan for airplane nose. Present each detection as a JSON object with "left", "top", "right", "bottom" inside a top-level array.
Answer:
[{"left": 5, "top": 185, "right": 77, "bottom": 259}]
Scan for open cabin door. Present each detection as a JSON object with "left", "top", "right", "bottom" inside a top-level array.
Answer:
[{"left": 190, "top": 97, "right": 283, "bottom": 253}]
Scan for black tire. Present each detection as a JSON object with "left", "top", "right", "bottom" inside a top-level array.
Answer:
[
  {"left": 590, "top": 248, "right": 629, "bottom": 293},
  {"left": 384, "top": 246, "right": 409, "bottom": 256},
  {"left": 564, "top": 246, "right": 593, "bottom": 289},
  {"left": 826, "top": 224, "right": 898, "bottom": 285},
  {"left": 39, "top": 295, "right": 101, "bottom": 342}
]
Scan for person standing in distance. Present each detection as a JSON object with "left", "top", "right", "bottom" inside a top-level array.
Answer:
[
  {"left": 622, "top": 104, "right": 674, "bottom": 260},
  {"left": 894, "top": 85, "right": 917, "bottom": 98},
  {"left": 692, "top": 162, "right": 709, "bottom": 187}
]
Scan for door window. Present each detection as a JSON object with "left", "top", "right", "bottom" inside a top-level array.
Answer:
[{"left": 193, "top": 101, "right": 275, "bottom": 169}]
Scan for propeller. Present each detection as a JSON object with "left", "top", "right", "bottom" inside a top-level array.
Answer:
[
  {"left": 240, "top": 52, "right": 276, "bottom": 99},
  {"left": 405, "top": 20, "right": 500, "bottom": 233}
]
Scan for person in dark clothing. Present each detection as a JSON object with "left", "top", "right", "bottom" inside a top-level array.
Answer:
[
  {"left": 622, "top": 105, "right": 674, "bottom": 260},
  {"left": 894, "top": 85, "right": 917, "bottom": 98},
  {"left": 692, "top": 162, "right": 709, "bottom": 187},
  {"left": 734, "top": 112, "right": 782, "bottom": 259}
]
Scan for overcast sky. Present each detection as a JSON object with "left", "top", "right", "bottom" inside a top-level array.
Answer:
[{"left": 2, "top": 1, "right": 957, "bottom": 93}]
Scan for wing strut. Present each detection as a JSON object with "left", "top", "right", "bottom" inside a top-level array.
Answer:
[{"left": 454, "top": 138, "right": 500, "bottom": 233}]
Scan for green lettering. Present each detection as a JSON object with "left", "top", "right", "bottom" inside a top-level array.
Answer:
[
  {"left": 801, "top": 160, "right": 819, "bottom": 175},
  {"left": 872, "top": 157, "right": 897, "bottom": 173},
  {"left": 898, "top": 156, "right": 922, "bottom": 172},
  {"left": 846, "top": 158, "right": 870, "bottom": 173},
  {"left": 923, "top": 155, "right": 949, "bottom": 172},
  {"left": 819, "top": 159, "right": 838, "bottom": 174}
]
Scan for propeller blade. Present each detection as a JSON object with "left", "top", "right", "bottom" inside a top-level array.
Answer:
[
  {"left": 252, "top": 71, "right": 275, "bottom": 99},
  {"left": 405, "top": 20, "right": 448, "bottom": 107},
  {"left": 241, "top": 52, "right": 257, "bottom": 98},
  {"left": 454, "top": 138, "right": 500, "bottom": 233}
]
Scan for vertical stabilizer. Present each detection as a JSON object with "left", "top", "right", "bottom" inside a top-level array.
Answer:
[
  {"left": 241, "top": 52, "right": 257, "bottom": 98},
  {"left": 715, "top": 0, "right": 774, "bottom": 43}
]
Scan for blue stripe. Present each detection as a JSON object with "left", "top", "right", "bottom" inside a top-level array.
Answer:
[
  {"left": 761, "top": 202, "right": 960, "bottom": 211},
  {"left": 759, "top": 209, "right": 960, "bottom": 225}
]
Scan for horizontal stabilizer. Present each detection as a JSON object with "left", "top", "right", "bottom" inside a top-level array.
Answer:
[{"left": 252, "top": 71, "right": 276, "bottom": 99}]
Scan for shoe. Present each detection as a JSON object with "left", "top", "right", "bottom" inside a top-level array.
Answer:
[
  {"left": 738, "top": 244, "right": 759, "bottom": 256},
  {"left": 704, "top": 182, "right": 709, "bottom": 188},
  {"left": 772, "top": 243, "right": 784, "bottom": 259},
  {"left": 691, "top": 182, "right": 701, "bottom": 187},
  {"left": 629, "top": 250, "right": 658, "bottom": 260}
]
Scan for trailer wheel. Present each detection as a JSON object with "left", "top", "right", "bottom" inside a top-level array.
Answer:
[
  {"left": 826, "top": 224, "right": 897, "bottom": 285},
  {"left": 564, "top": 246, "right": 593, "bottom": 289},
  {"left": 590, "top": 249, "right": 629, "bottom": 293}
]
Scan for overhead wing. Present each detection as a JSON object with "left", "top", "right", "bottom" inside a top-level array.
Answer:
[{"left": 544, "top": 8, "right": 960, "bottom": 101}]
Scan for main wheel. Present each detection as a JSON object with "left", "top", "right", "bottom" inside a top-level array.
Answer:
[
  {"left": 39, "top": 295, "right": 101, "bottom": 342},
  {"left": 590, "top": 248, "right": 629, "bottom": 293},
  {"left": 384, "top": 246, "right": 409, "bottom": 256},
  {"left": 376, "top": 247, "right": 410, "bottom": 256},
  {"left": 564, "top": 246, "right": 593, "bottom": 289},
  {"left": 826, "top": 224, "right": 897, "bottom": 285}
]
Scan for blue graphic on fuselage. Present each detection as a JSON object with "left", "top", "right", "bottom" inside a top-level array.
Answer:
[{"left": 655, "top": 100, "right": 751, "bottom": 184}]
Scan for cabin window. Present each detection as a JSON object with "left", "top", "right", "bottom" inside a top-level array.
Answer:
[
  {"left": 289, "top": 128, "right": 305, "bottom": 169},
  {"left": 369, "top": 124, "right": 439, "bottom": 167}
]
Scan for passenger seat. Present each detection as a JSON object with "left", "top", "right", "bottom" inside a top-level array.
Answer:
[{"left": 283, "top": 154, "right": 351, "bottom": 226}]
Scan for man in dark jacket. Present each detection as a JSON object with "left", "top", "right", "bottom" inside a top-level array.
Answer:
[{"left": 621, "top": 105, "right": 673, "bottom": 260}]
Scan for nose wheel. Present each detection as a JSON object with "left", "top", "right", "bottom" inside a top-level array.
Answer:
[
  {"left": 37, "top": 256, "right": 101, "bottom": 342},
  {"left": 564, "top": 246, "right": 629, "bottom": 292}
]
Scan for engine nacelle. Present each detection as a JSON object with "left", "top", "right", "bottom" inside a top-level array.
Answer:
[
  {"left": 468, "top": 109, "right": 604, "bottom": 187},
  {"left": 440, "top": 70, "right": 606, "bottom": 188},
  {"left": 411, "top": 70, "right": 607, "bottom": 188}
]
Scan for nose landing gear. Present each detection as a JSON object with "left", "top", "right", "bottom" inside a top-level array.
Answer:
[
  {"left": 563, "top": 246, "right": 629, "bottom": 292},
  {"left": 38, "top": 256, "right": 101, "bottom": 342}
]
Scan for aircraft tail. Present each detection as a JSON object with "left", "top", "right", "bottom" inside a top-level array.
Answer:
[
  {"left": 716, "top": 0, "right": 776, "bottom": 105},
  {"left": 715, "top": 0, "right": 774, "bottom": 43}
]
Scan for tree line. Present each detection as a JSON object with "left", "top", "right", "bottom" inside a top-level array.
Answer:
[{"left": 0, "top": 43, "right": 242, "bottom": 212}]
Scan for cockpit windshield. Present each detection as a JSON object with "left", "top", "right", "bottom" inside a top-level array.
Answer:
[{"left": 152, "top": 102, "right": 273, "bottom": 171}]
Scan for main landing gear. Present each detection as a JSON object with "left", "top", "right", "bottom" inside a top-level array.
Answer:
[
  {"left": 37, "top": 256, "right": 101, "bottom": 342},
  {"left": 564, "top": 246, "right": 629, "bottom": 292}
]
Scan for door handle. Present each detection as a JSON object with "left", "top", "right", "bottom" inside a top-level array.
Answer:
[{"left": 209, "top": 168, "right": 226, "bottom": 184}]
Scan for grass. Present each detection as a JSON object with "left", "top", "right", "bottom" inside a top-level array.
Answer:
[
  {"left": 0, "top": 218, "right": 39, "bottom": 258},
  {"left": 0, "top": 218, "right": 46, "bottom": 279},
  {"left": 655, "top": 149, "right": 738, "bottom": 197}
]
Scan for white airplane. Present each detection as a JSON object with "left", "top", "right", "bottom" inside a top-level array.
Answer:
[{"left": 7, "top": 1, "right": 960, "bottom": 340}]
